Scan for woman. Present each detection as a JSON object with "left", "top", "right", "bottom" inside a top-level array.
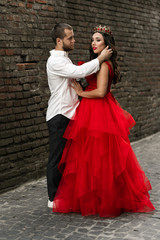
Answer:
[{"left": 53, "top": 25, "right": 155, "bottom": 217}]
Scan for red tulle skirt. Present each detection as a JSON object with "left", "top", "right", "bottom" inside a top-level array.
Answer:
[{"left": 53, "top": 92, "right": 155, "bottom": 217}]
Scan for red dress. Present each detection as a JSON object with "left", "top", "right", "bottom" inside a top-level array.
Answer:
[{"left": 53, "top": 61, "right": 155, "bottom": 217}]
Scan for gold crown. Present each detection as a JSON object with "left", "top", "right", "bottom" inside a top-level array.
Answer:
[{"left": 94, "top": 25, "right": 112, "bottom": 35}]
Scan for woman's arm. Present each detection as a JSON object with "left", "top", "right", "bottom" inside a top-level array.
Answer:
[{"left": 71, "top": 62, "right": 109, "bottom": 98}]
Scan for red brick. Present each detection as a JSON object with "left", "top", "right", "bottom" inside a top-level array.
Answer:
[
  {"left": 13, "top": 15, "right": 21, "bottom": 21},
  {"left": 12, "top": 79, "right": 20, "bottom": 85},
  {"left": 41, "top": 6, "right": 53, "bottom": 11},
  {"left": 41, "top": 5, "right": 48, "bottom": 10},
  {"left": 16, "top": 63, "right": 37, "bottom": 71},
  {"left": 7, "top": 15, "right": 14, "bottom": 21},
  {"left": 0, "top": 28, "right": 8, "bottom": 34},
  {"left": 4, "top": 79, "right": 12, "bottom": 85},
  {"left": 9, "top": 1, "right": 18, "bottom": 7},
  {"left": 0, "top": 86, "right": 8, "bottom": 92},
  {"left": 15, "top": 92, "right": 24, "bottom": 99},
  {"left": 0, "top": 109, "right": 13, "bottom": 116},
  {"left": 26, "top": 3, "right": 33, "bottom": 8},
  {"left": 23, "top": 84, "right": 30, "bottom": 91},
  {"left": 0, "top": 49, "right": 5, "bottom": 55},
  {"left": 18, "top": 2, "right": 25, "bottom": 7},
  {"left": 35, "top": 0, "right": 46, "bottom": 4},
  {"left": 7, "top": 93, "right": 15, "bottom": 99},
  {"left": 34, "top": 96, "right": 41, "bottom": 103},
  {"left": 48, "top": 6, "right": 54, "bottom": 11},
  {"left": 5, "top": 49, "right": 14, "bottom": 56},
  {"left": 0, "top": 94, "right": 7, "bottom": 100},
  {"left": 5, "top": 101, "right": 13, "bottom": 107},
  {"left": 8, "top": 86, "right": 23, "bottom": 92}
]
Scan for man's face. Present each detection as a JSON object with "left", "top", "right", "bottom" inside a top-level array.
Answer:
[{"left": 62, "top": 29, "right": 75, "bottom": 51}]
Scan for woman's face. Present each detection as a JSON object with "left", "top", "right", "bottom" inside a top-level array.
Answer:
[{"left": 91, "top": 32, "right": 106, "bottom": 55}]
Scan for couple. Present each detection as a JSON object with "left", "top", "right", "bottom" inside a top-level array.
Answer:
[{"left": 46, "top": 23, "right": 155, "bottom": 217}]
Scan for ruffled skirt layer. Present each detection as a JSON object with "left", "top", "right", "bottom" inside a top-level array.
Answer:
[{"left": 53, "top": 93, "right": 155, "bottom": 217}]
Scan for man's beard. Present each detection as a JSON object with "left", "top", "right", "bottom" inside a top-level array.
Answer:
[{"left": 62, "top": 42, "right": 74, "bottom": 52}]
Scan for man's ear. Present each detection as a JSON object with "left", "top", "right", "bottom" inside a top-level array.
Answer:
[{"left": 56, "top": 38, "right": 62, "bottom": 46}]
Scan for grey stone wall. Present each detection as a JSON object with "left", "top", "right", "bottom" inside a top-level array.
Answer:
[{"left": 0, "top": 0, "right": 160, "bottom": 192}]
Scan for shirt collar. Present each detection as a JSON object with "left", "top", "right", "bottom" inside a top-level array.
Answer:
[{"left": 50, "top": 49, "right": 69, "bottom": 57}]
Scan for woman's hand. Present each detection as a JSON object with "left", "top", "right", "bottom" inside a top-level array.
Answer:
[{"left": 71, "top": 79, "right": 83, "bottom": 96}]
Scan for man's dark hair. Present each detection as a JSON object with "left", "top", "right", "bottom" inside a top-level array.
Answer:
[{"left": 51, "top": 23, "right": 73, "bottom": 45}]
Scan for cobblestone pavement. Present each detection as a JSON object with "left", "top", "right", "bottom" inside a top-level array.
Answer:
[{"left": 0, "top": 132, "right": 160, "bottom": 240}]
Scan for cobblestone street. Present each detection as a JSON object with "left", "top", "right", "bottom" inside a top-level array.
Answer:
[{"left": 0, "top": 132, "right": 160, "bottom": 240}]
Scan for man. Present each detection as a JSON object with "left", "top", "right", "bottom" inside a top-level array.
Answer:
[{"left": 46, "top": 23, "right": 112, "bottom": 208}]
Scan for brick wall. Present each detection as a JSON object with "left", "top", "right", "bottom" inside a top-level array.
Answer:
[{"left": 0, "top": 0, "right": 160, "bottom": 192}]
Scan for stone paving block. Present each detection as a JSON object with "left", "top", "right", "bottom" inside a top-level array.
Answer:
[
  {"left": 80, "top": 237, "right": 94, "bottom": 240},
  {"left": 97, "top": 237, "right": 111, "bottom": 240},
  {"left": 0, "top": 132, "right": 160, "bottom": 240},
  {"left": 77, "top": 227, "right": 90, "bottom": 233}
]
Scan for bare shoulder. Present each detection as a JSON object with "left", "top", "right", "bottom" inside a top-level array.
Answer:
[
  {"left": 106, "top": 60, "right": 114, "bottom": 70},
  {"left": 97, "top": 62, "right": 109, "bottom": 80},
  {"left": 99, "top": 62, "right": 109, "bottom": 74}
]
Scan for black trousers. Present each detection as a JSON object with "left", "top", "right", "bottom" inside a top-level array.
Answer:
[{"left": 47, "top": 114, "right": 70, "bottom": 201}]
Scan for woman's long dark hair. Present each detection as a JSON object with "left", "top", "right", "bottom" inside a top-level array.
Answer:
[{"left": 89, "top": 31, "right": 120, "bottom": 84}]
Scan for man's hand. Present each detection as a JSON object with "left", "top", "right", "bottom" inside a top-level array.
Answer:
[
  {"left": 101, "top": 46, "right": 113, "bottom": 60},
  {"left": 98, "top": 46, "right": 113, "bottom": 65}
]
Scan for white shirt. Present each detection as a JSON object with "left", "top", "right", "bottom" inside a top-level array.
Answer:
[{"left": 46, "top": 49, "right": 100, "bottom": 121}]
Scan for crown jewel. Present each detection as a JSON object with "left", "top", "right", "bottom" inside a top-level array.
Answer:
[{"left": 94, "top": 25, "right": 112, "bottom": 35}]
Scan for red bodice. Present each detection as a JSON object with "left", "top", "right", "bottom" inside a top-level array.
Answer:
[{"left": 78, "top": 61, "right": 114, "bottom": 93}]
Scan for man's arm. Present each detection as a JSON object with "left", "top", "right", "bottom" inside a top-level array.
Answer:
[
  {"left": 47, "top": 57, "right": 99, "bottom": 79},
  {"left": 47, "top": 47, "right": 112, "bottom": 79}
]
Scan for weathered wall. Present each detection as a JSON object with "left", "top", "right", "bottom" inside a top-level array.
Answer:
[{"left": 0, "top": 0, "right": 160, "bottom": 192}]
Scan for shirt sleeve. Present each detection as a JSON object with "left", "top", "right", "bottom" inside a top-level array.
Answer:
[{"left": 48, "top": 57, "right": 100, "bottom": 79}]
